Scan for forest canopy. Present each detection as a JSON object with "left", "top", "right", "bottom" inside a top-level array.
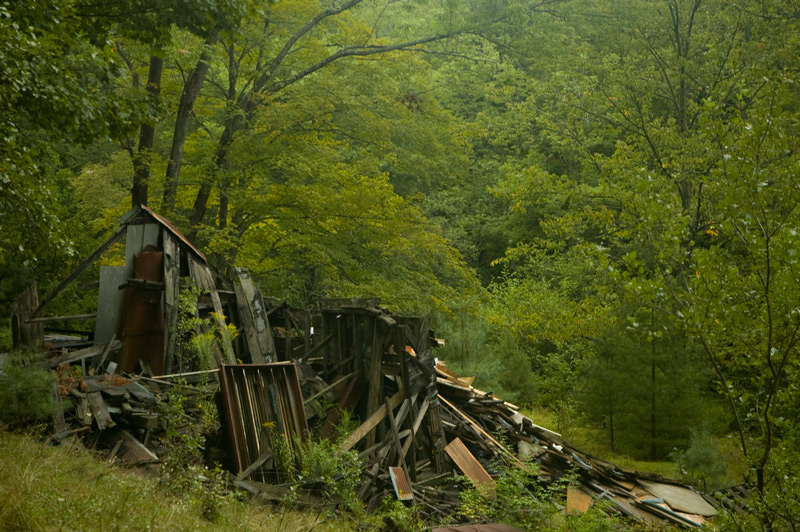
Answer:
[{"left": 4, "top": 1, "right": 800, "bottom": 528}]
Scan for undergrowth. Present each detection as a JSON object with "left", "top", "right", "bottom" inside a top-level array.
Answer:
[{"left": 0, "top": 429, "right": 359, "bottom": 532}]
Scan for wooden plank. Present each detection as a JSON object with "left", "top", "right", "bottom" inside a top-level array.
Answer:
[
  {"left": 233, "top": 272, "right": 261, "bottom": 363},
  {"left": 567, "top": 486, "right": 593, "bottom": 514},
  {"left": 365, "top": 317, "right": 383, "bottom": 448},
  {"left": 94, "top": 333, "right": 117, "bottom": 375},
  {"left": 11, "top": 283, "right": 43, "bottom": 349},
  {"left": 87, "top": 392, "right": 113, "bottom": 430},
  {"left": 304, "top": 372, "right": 356, "bottom": 404},
  {"left": 340, "top": 389, "right": 405, "bottom": 452},
  {"left": 235, "top": 451, "right": 274, "bottom": 481},
  {"left": 26, "top": 314, "right": 97, "bottom": 323},
  {"left": 233, "top": 269, "right": 269, "bottom": 363},
  {"left": 94, "top": 266, "right": 126, "bottom": 345},
  {"left": 162, "top": 232, "right": 181, "bottom": 374},
  {"left": 402, "top": 396, "right": 430, "bottom": 459},
  {"left": 385, "top": 397, "right": 410, "bottom": 476},
  {"left": 444, "top": 437, "right": 495, "bottom": 491},
  {"left": 425, "top": 383, "right": 449, "bottom": 473},
  {"left": 41, "top": 340, "right": 122, "bottom": 369},
  {"left": 124, "top": 223, "right": 159, "bottom": 277},
  {"left": 189, "top": 259, "right": 236, "bottom": 364},
  {"left": 439, "top": 395, "right": 524, "bottom": 467},
  {"left": 33, "top": 226, "right": 127, "bottom": 317}
]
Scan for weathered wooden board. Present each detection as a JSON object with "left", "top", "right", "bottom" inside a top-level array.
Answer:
[
  {"left": 233, "top": 268, "right": 276, "bottom": 363},
  {"left": 444, "top": 437, "right": 495, "bottom": 491},
  {"left": 41, "top": 340, "right": 122, "bottom": 369},
  {"left": 162, "top": 232, "right": 180, "bottom": 374},
  {"left": 567, "top": 485, "right": 593, "bottom": 514},
  {"left": 87, "top": 391, "right": 113, "bottom": 430},
  {"left": 94, "top": 266, "right": 126, "bottom": 345},
  {"left": 33, "top": 226, "right": 127, "bottom": 318},
  {"left": 11, "top": 283, "right": 43, "bottom": 349},
  {"left": 124, "top": 223, "right": 160, "bottom": 279},
  {"left": 341, "top": 389, "right": 405, "bottom": 452},
  {"left": 188, "top": 258, "right": 236, "bottom": 365}
]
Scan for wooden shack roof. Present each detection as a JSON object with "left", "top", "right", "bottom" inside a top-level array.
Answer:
[{"left": 120, "top": 205, "right": 206, "bottom": 263}]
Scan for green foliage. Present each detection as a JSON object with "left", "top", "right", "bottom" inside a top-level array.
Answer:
[
  {"left": 157, "top": 380, "right": 231, "bottom": 522},
  {"left": 371, "top": 498, "right": 422, "bottom": 532},
  {"left": 458, "top": 463, "right": 556, "bottom": 530},
  {"left": 0, "top": 351, "right": 57, "bottom": 426},
  {"left": 176, "top": 285, "right": 238, "bottom": 370},
  {"left": 0, "top": 0, "right": 144, "bottom": 300},
  {"left": 670, "top": 426, "right": 729, "bottom": 491},
  {"left": 0, "top": 430, "right": 353, "bottom": 531},
  {"left": 293, "top": 437, "right": 364, "bottom": 515}
]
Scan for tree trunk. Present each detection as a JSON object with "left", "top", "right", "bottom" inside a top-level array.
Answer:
[
  {"left": 650, "top": 334, "right": 658, "bottom": 460},
  {"left": 131, "top": 55, "right": 163, "bottom": 207},
  {"left": 162, "top": 30, "right": 219, "bottom": 211},
  {"left": 188, "top": 114, "right": 241, "bottom": 233}
]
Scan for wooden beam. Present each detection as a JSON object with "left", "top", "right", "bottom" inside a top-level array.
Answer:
[
  {"left": 402, "top": 396, "right": 430, "bottom": 459},
  {"left": 87, "top": 392, "right": 113, "bottom": 430},
  {"left": 11, "top": 283, "right": 43, "bottom": 349},
  {"left": 304, "top": 372, "right": 356, "bottom": 404},
  {"left": 40, "top": 340, "right": 122, "bottom": 369},
  {"left": 33, "top": 225, "right": 127, "bottom": 318},
  {"left": 162, "top": 232, "right": 181, "bottom": 374},
  {"left": 26, "top": 314, "right": 97, "bottom": 323},
  {"left": 188, "top": 259, "right": 236, "bottom": 364},
  {"left": 385, "top": 397, "right": 410, "bottom": 477},
  {"left": 444, "top": 437, "right": 495, "bottom": 492},
  {"left": 93, "top": 332, "right": 117, "bottom": 375},
  {"left": 439, "top": 395, "right": 524, "bottom": 468},
  {"left": 341, "top": 389, "right": 405, "bottom": 452}
]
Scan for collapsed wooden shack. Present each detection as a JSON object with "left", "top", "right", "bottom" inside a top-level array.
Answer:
[
  {"left": 9, "top": 207, "right": 741, "bottom": 528},
  {"left": 11, "top": 205, "right": 272, "bottom": 374}
]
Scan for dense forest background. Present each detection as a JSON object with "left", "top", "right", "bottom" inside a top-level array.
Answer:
[{"left": 3, "top": 0, "right": 800, "bottom": 527}]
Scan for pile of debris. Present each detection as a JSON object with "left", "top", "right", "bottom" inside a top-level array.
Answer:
[{"left": 8, "top": 206, "right": 741, "bottom": 528}]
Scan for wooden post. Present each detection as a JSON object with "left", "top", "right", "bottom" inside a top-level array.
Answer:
[
  {"left": 162, "top": 232, "right": 181, "bottom": 374},
  {"left": 11, "top": 284, "right": 43, "bottom": 349}
]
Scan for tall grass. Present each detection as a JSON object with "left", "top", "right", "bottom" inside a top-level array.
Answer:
[{"left": 0, "top": 429, "right": 353, "bottom": 532}]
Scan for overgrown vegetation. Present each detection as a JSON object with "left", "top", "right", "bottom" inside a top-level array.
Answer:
[
  {"left": 157, "top": 379, "right": 232, "bottom": 522},
  {"left": 0, "top": 430, "right": 355, "bottom": 532},
  {"left": 8, "top": 0, "right": 800, "bottom": 529},
  {"left": 0, "top": 350, "right": 57, "bottom": 427}
]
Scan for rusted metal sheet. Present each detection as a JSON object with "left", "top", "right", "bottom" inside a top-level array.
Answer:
[
  {"left": 219, "top": 363, "right": 309, "bottom": 482},
  {"left": 389, "top": 466, "right": 413, "bottom": 501},
  {"left": 444, "top": 437, "right": 495, "bottom": 491},
  {"left": 118, "top": 245, "right": 166, "bottom": 373}
]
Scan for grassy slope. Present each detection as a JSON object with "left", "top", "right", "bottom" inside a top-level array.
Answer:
[{"left": 0, "top": 430, "right": 354, "bottom": 532}]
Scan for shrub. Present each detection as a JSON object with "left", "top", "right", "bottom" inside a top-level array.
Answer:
[{"left": 0, "top": 350, "right": 57, "bottom": 426}]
